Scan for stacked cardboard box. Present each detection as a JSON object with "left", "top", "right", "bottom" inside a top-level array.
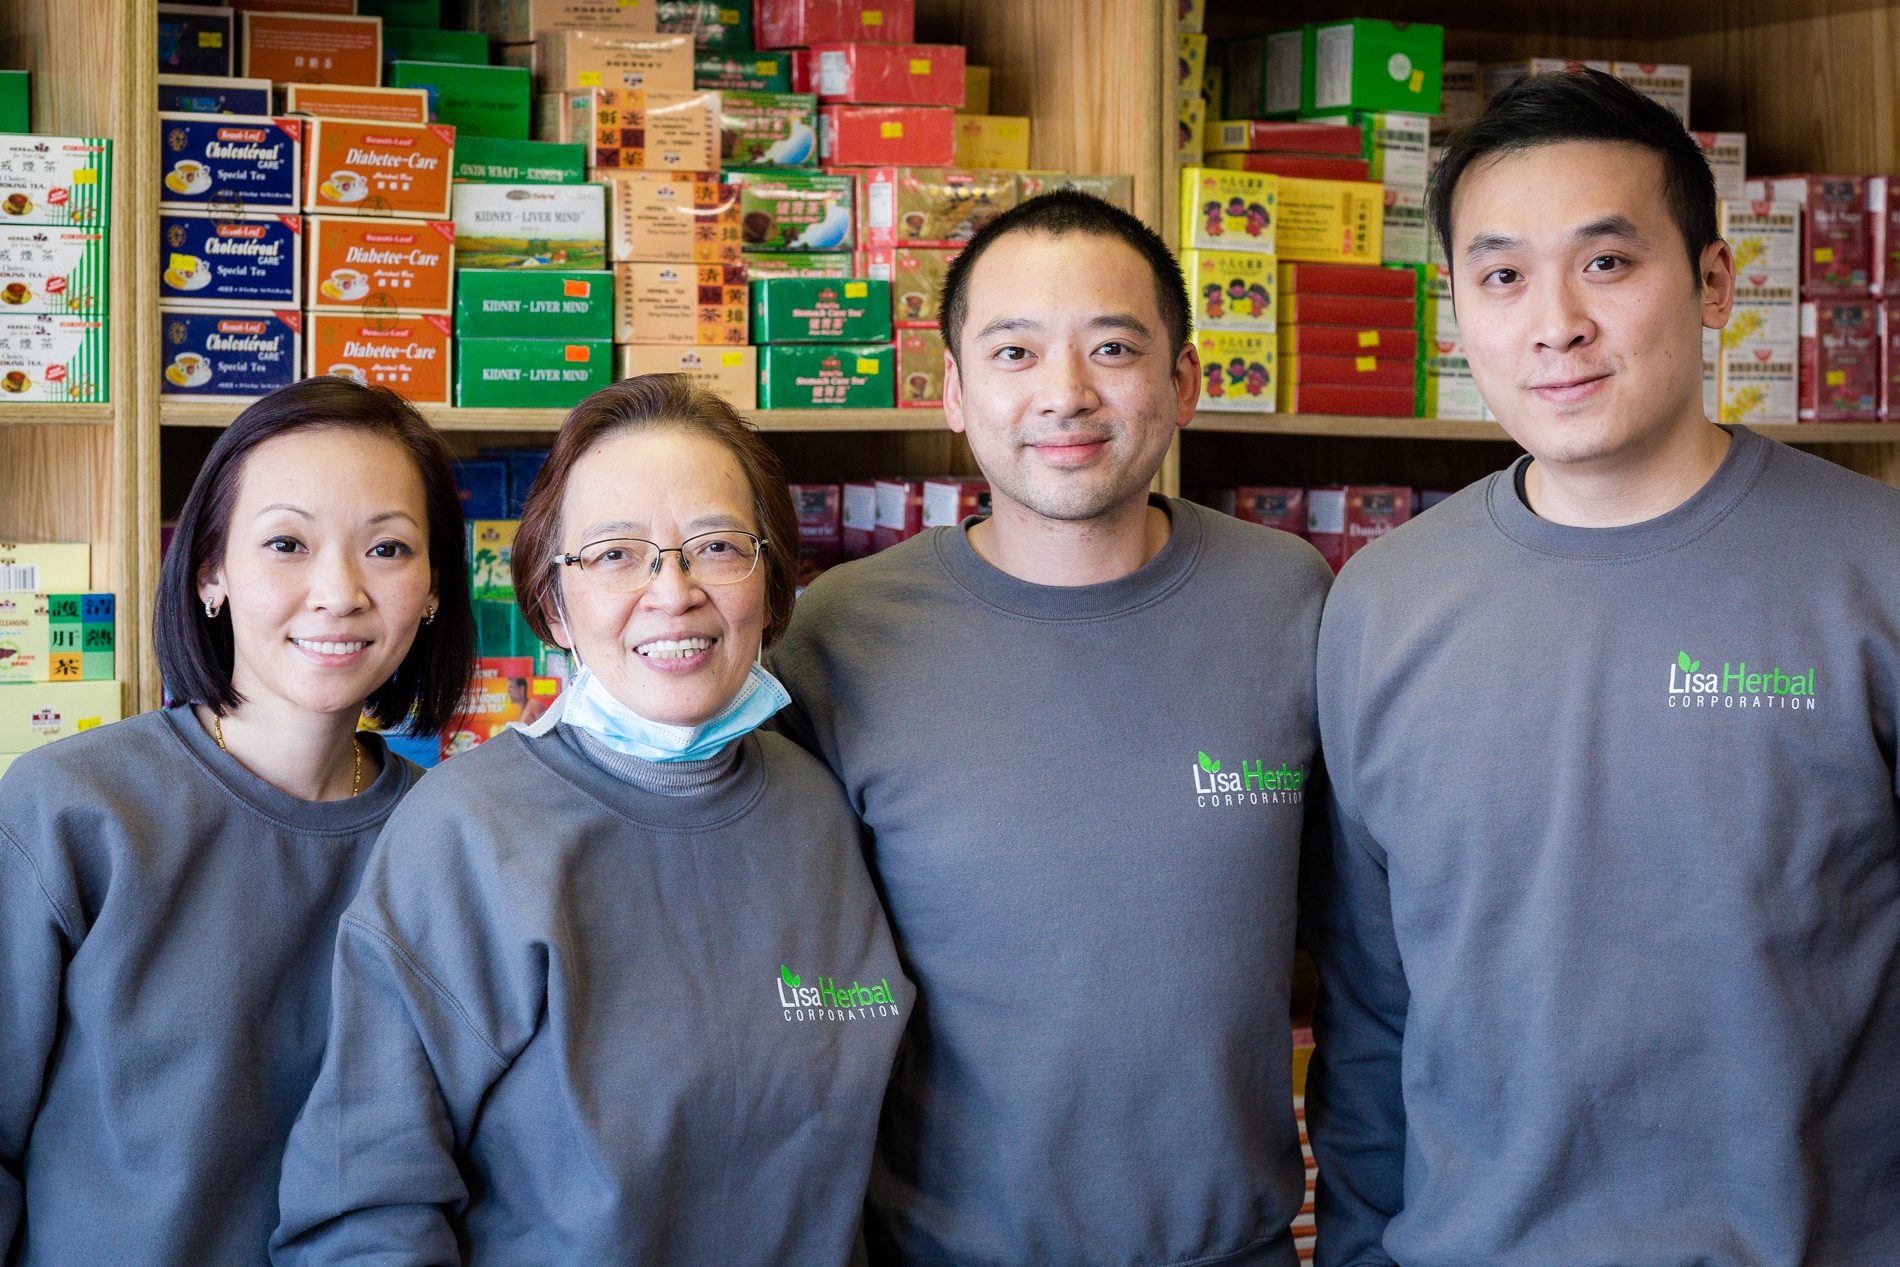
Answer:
[
  {"left": 1181, "top": 166, "right": 1278, "bottom": 411},
  {"left": 753, "top": 275, "right": 893, "bottom": 407},
  {"left": 1277, "top": 262, "right": 1416, "bottom": 416},
  {"left": 1721, "top": 194, "right": 1804, "bottom": 426},
  {"left": 1, "top": 131, "right": 111, "bottom": 404},
  {"left": 1414, "top": 261, "right": 1488, "bottom": 421},
  {"left": 0, "top": 544, "right": 121, "bottom": 774}
]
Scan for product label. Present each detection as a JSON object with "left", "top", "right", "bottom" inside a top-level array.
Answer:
[
  {"left": 452, "top": 182, "right": 607, "bottom": 270},
  {"left": 0, "top": 226, "right": 109, "bottom": 314},
  {"left": 307, "top": 216, "right": 454, "bottom": 313},
  {"left": 160, "top": 307, "right": 301, "bottom": 398},
  {"left": 160, "top": 212, "right": 299, "bottom": 308},
  {"left": 160, "top": 114, "right": 297, "bottom": 212},
  {"left": 306, "top": 312, "right": 452, "bottom": 403},
  {"left": 0, "top": 314, "right": 109, "bottom": 402},
  {"left": 305, "top": 119, "right": 456, "bottom": 219}
]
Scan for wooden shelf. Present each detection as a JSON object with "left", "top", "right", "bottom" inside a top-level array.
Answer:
[
  {"left": 0, "top": 403, "right": 115, "bottom": 425},
  {"left": 160, "top": 399, "right": 952, "bottom": 434},
  {"left": 1188, "top": 413, "right": 1900, "bottom": 445}
]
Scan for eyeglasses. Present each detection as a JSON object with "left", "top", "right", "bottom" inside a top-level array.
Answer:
[{"left": 558, "top": 531, "right": 767, "bottom": 594}]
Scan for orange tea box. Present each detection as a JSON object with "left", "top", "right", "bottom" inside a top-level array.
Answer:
[
  {"left": 307, "top": 216, "right": 456, "bottom": 313},
  {"left": 303, "top": 118, "right": 456, "bottom": 219},
  {"left": 612, "top": 260, "right": 747, "bottom": 343},
  {"left": 282, "top": 83, "right": 431, "bottom": 124},
  {"left": 538, "top": 30, "right": 694, "bottom": 94},
  {"left": 306, "top": 311, "right": 452, "bottom": 403},
  {"left": 241, "top": 12, "right": 383, "bottom": 87}
]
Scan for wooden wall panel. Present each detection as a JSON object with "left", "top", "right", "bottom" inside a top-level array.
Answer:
[{"left": 0, "top": 425, "right": 116, "bottom": 589}]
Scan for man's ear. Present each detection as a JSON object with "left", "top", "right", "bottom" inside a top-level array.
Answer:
[
  {"left": 1173, "top": 339, "right": 1201, "bottom": 429},
  {"left": 943, "top": 344, "right": 966, "bottom": 435},
  {"left": 1701, "top": 237, "right": 1736, "bottom": 332}
]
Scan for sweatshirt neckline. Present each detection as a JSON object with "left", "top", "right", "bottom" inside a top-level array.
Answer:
[
  {"left": 531, "top": 724, "right": 769, "bottom": 831},
  {"left": 933, "top": 494, "right": 1204, "bottom": 621},
  {"left": 161, "top": 704, "right": 411, "bottom": 834},
  {"left": 1487, "top": 425, "right": 1770, "bottom": 562}
]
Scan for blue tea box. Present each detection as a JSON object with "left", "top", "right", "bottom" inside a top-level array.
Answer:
[
  {"left": 454, "top": 458, "right": 509, "bottom": 519},
  {"left": 158, "top": 113, "right": 302, "bottom": 213},
  {"left": 157, "top": 74, "right": 273, "bottom": 117},
  {"left": 158, "top": 210, "right": 303, "bottom": 310},
  {"left": 158, "top": 4, "right": 235, "bottom": 77},
  {"left": 159, "top": 306, "right": 302, "bottom": 400}
]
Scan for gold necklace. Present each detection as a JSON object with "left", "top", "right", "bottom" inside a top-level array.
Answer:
[{"left": 214, "top": 715, "right": 362, "bottom": 797}]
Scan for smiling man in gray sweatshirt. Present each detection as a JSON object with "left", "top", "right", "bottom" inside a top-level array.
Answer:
[
  {"left": 772, "top": 192, "right": 1332, "bottom": 1267},
  {"left": 1306, "top": 70, "right": 1900, "bottom": 1267}
]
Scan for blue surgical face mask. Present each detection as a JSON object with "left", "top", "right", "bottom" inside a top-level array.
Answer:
[{"left": 547, "top": 660, "right": 790, "bottom": 763}]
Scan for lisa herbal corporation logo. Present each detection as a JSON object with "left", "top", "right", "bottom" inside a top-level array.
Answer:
[
  {"left": 776, "top": 963, "right": 902, "bottom": 1024},
  {"left": 1667, "top": 649, "right": 1817, "bottom": 711},
  {"left": 1192, "top": 749, "right": 1306, "bottom": 808}
]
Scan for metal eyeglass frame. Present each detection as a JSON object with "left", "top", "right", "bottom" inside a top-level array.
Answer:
[{"left": 556, "top": 531, "right": 770, "bottom": 591}]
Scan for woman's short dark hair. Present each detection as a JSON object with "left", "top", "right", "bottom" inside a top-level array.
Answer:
[
  {"left": 1430, "top": 67, "right": 1718, "bottom": 282},
  {"left": 512, "top": 375, "right": 799, "bottom": 648},
  {"left": 155, "top": 376, "right": 476, "bottom": 733}
]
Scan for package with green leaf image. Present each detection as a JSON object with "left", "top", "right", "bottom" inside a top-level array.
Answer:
[{"left": 757, "top": 342, "right": 893, "bottom": 408}]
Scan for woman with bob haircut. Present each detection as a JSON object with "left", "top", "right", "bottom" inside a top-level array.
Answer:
[
  {"left": 274, "top": 376, "right": 912, "bottom": 1266},
  {"left": 0, "top": 377, "right": 475, "bottom": 1266}
]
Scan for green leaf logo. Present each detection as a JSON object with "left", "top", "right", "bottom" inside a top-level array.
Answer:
[
  {"left": 780, "top": 965, "right": 800, "bottom": 988},
  {"left": 1677, "top": 651, "right": 1700, "bottom": 673},
  {"left": 1198, "top": 751, "right": 1220, "bottom": 774}
]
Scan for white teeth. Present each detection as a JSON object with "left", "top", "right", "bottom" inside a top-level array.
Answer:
[
  {"left": 293, "top": 638, "right": 367, "bottom": 656},
  {"left": 636, "top": 636, "right": 713, "bottom": 659}
]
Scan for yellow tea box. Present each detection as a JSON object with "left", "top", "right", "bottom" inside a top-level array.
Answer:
[
  {"left": 599, "top": 170, "right": 741, "bottom": 263},
  {"left": 612, "top": 260, "right": 747, "bottom": 343},
  {"left": 0, "top": 543, "right": 90, "bottom": 593},
  {"left": 0, "top": 679, "right": 121, "bottom": 755},
  {"left": 1721, "top": 199, "right": 1800, "bottom": 289},
  {"left": 1176, "top": 95, "right": 1204, "bottom": 166},
  {"left": 614, "top": 343, "right": 756, "bottom": 410},
  {"left": 1178, "top": 31, "right": 1207, "bottom": 99},
  {"left": 1274, "top": 175, "right": 1381, "bottom": 265},
  {"left": 959, "top": 65, "right": 991, "bottom": 114},
  {"left": 1195, "top": 330, "right": 1277, "bottom": 411},
  {"left": 953, "top": 114, "right": 1030, "bottom": 170},
  {"left": 1181, "top": 249, "right": 1276, "bottom": 333},
  {"left": 539, "top": 30, "right": 694, "bottom": 93},
  {"left": 1179, "top": 166, "right": 1277, "bottom": 254},
  {"left": 897, "top": 326, "right": 944, "bottom": 407}
]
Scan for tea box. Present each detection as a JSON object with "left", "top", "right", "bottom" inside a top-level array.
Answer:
[
  {"left": 282, "top": 83, "right": 431, "bottom": 124},
  {"left": 454, "top": 137, "right": 587, "bottom": 184},
  {"left": 1747, "top": 175, "right": 1870, "bottom": 297},
  {"left": 751, "top": 276, "right": 890, "bottom": 342},
  {"left": 612, "top": 261, "right": 748, "bottom": 343},
  {"left": 306, "top": 215, "right": 455, "bottom": 313},
  {"left": 159, "top": 306, "right": 303, "bottom": 399},
  {"left": 873, "top": 478, "right": 921, "bottom": 550},
  {"left": 1204, "top": 119, "right": 1363, "bottom": 157},
  {"left": 240, "top": 12, "right": 383, "bottom": 86},
  {"left": 789, "top": 482, "right": 841, "bottom": 581},
  {"left": 1694, "top": 133, "right": 1747, "bottom": 203},
  {"left": 953, "top": 114, "right": 1030, "bottom": 170},
  {"left": 1181, "top": 249, "right": 1277, "bottom": 334},
  {"left": 0, "top": 544, "right": 90, "bottom": 593},
  {"left": 556, "top": 89, "right": 720, "bottom": 172},
  {"left": 1799, "top": 299, "right": 1879, "bottom": 421},
  {"left": 756, "top": 0, "right": 915, "bottom": 49},
  {"left": 920, "top": 476, "right": 988, "bottom": 525},
  {"left": 303, "top": 118, "right": 456, "bottom": 219},
  {"left": 305, "top": 311, "right": 453, "bottom": 403},
  {"left": 383, "top": 27, "right": 488, "bottom": 66},
  {"left": 454, "top": 336, "right": 612, "bottom": 407},
  {"left": 456, "top": 269, "right": 612, "bottom": 338},
  {"left": 159, "top": 4, "right": 236, "bottom": 77},
  {"left": 538, "top": 31, "right": 695, "bottom": 94},
  {"left": 726, "top": 168, "right": 855, "bottom": 251},
  {"left": 0, "top": 592, "right": 115, "bottom": 683},
  {"left": 0, "top": 226, "right": 110, "bottom": 315},
  {"left": 159, "top": 114, "right": 298, "bottom": 213},
  {"left": 615, "top": 342, "right": 756, "bottom": 409},
  {"left": 1234, "top": 487, "right": 1305, "bottom": 536},
  {"left": 0, "top": 314, "right": 108, "bottom": 402},
  {"left": 719, "top": 91, "right": 819, "bottom": 167},
  {"left": 855, "top": 244, "right": 955, "bottom": 325},
  {"left": 1304, "top": 19, "right": 1443, "bottom": 117},
  {"left": 159, "top": 211, "right": 300, "bottom": 309},
  {"left": 452, "top": 181, "right": 607, "bottom": 270},
  {"left": 1179, "top": 166, "right": 1277, "bottom": 254},
  {"left": 0, "top": 680, "right": 121, "bottom": 757},
  {"left": 1612, "top": 62, "right": 1690, "bottom": 124},
  {"left": 1215, "top": 28, "right": 1306, "bottom": 118},
  {"left": 484, "top": 0, "right": 660, "bottom": 44},
  {"left": 388, "top": 61, "right": 531, "bottom": 139},
  {"left": 799, "top": 42, "right": 965, "bottom": 105},
  {"left": 657, "top": 1, "right": 755, "bottom": 54},
  {"left": 742, "top": 250, "right": 854, "bottom": 277},
  {"left": 1306, "top": 485, "right": 1413, "bottom": 572},
  {"left": 1195, "top": 329, "right": 1276, "bottom": 411},
  {"left": 1275, "top": 175, "right": 1382, "bottom": 265},
  {"left": 756, "top": 341, "right": 893, "bottom": 407},
  {"left": 819, "top": 105, "right": 955, "bottom": 167},
  {"left": 854, "top": 165, "right": 1014, "bottom": 249},
  {"left": 602, "top": 171, "right": 740, "bottom": 263},
  {"left": 695, "top": 53, "right": 793, "bottom": 93},
  {"left": 159, "top": 74, "right": 273, "bottom": 117},
  {"left": 897, "top": 326, "right": 944, "bottom": 406}
]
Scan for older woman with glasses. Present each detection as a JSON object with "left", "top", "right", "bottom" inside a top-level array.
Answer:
[{"left": 272, "top": 376, "right": 913, "bottom": 1266}]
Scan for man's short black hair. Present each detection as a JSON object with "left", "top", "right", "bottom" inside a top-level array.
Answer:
[
  {"left": 155, "top": 376, "right": 476, "bottom": 734},
  {"left": 939, "top": 189, "right": 1190, "bottom": 362},
  {"left": 1430, "top": 67, "right": 1718, "bottom": 280}
]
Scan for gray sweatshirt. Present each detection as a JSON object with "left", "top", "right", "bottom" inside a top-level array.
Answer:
[
  {"left": 770, "top": 496, "right": 1333, "bottom": 1267},
  {"left": 1308, "top": 425, "right": 1900, "bottom": 1267},
  {"left": 0, "top": 706, "right": 418, "bottom": 1267},
  {"left": 270, "top": 721, "right": 913, "bottom": 1266}
]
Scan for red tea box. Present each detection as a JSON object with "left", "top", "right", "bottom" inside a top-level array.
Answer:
[
  {"left": 789, "top": 481, "right": 842, "bottom": 583},
  {"left": 1234, "top": 486, "right": 1305, "bottom": 536},
  {"left": 1799, "top": 299, "right": 1879, "bottom": 421},
  {"left": 1278, "top": 381, "right": 1413, "bottom": 416},
  {"left": 1276, "top": 292, "right": 1414, "bottom": 328},
  {"left": 921, "top": 476, "right": 989, "bottom": 526},
  {"left": 1869, "top": 176, "right": 1900, "bottom": 298},
  {"left": 1881, "top": 301, "right": 1900, "bottom": 419},
  {"left": 1206, "top": 153, "right": 1370, "bottom": 181},
  {"left": 1746, "top": 175, "right": 1871, "bottom": 297},
  {"left": 841, "top": 478, "right": 877, "bottom": 558},
  {"left": 1281, "top": 352, "right": 1415, "bottom": 389},
  {"left": 799, "top": 43, "right": 964, "bottom": 106},
  {"left": 1277, "top": 324, "right": 1417, "bottom": 358},
  {"left": 1278, "top": 261, "right": 1415, "bottom": 297},
  {"left": 757, "top": 0, "right": 915, "bottom": 49},
  {"left": 819, "top": 105, "right": 955, "bottom": 166},
  {"left": 873, "top": 477, "right": 923, "bottom": 551},
  {"left": 1204, "top": 119, "right": 1363, "bottom": 156},
  {"left": 1306, "top": 484, "right": 1411, "bottom": 572}
]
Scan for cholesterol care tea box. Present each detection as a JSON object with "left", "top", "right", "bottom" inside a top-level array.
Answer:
[
  {"left": 306, "top": 312, "right": 453, "bottom": 404},
  {"left": 158, "top": 211, "right": 301, "bottom": 309},
  {"left": 1181, "top": 249, "right": 1277, "bottom": 334},
  {"left": 241, "top": 12, "right": 384, "bottom": 87},
  {"left": 757, "top": 342, "right": 894, "bottom": 408},
  {"left": 0, "top": 315, "right": 110, "bottom": 403},
  {"left": 556, "top": 90, "right": 721, "bottom": 172},
  {"left": 455, "top": 336, "right": 611, "bottom": 407},
  {"left": 160, "top": 115, "right": 299, "bottom": 213},
  {"left": 307, "top": 216, "right": 456, "bottom": 313},
  {"left": 160, "top": 308, "right": 303, "bottom": 399},
  {"left": 727, "top": 168, "right": 855, "bottom": 251},
  {"left": 616, "top": 343, "right": 757, "bottom": 410},
  {"left": 1195, "top": 330, "right": 1277, "bottom": 411},
  {"left": 602, "top": 171, "right": 741, "bottom": 263},
  {"left": 0, "top": 592, "right": 116, "bottom": 684},
  {"left": 613, "top": 261, "right": 748, "bottom": 343},
  {"left": 456, "top": 269, "right": 613, "bottom": 338},
  {"left": 0, "top": 226, "right": 110, "bottom": 314},
  {"left": 1800, "top": 300, "right": 1880, "bottom": 421},
  {"left": 752, "top": 277, "right": 891, "bottom": 342},
  {"left": 304, "top": 119, "right": 456, "bottom": 219},
  {"left": 1179, "top": 167, "right": 1277, "bottom": 254},
  {"left": 452, "top": 181, "right": 608, "bottom": 269},
  {"left": 798, "top": 43, "right": 965, "bottom": 106},
  {"left": 855, "top": 166, "right": 1015, "bottom": 249}
]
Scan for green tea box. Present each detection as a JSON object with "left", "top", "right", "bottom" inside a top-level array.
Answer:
[
  {"left": 454, "top": 137, "right": 587, "bottom": 184},
  {"left": 0, "top": 72, "right": 27, "bottom": 133},
  {"left": 452, "top": 181, "right": 607, "bottom": 270},
  {"left": 454, "top": 335, "right": 612, "bottom": 407},
  {"left": 695, "top": 53, "right": 793, "bottom": 93},
  {"left": 751, "top": 276, "right": 890, "bottom": 343},
  {"left": 381, "top": 27, "right": 489, "bottom": 67},
  {"left": 456, "top": 269, "right": 613, "bottom": 339},
  {"left": 1303, "top": 18, "right": 1442, "bottom": 117},
  {"left": 719, "top": 91, "right": 818, "bottom": 167},
  {"left": 724, "top": 168, "right": 854, "bottom": 251},
  {"left": 757, "top": 341, "right": 894, "bottom": 408},
  {"left": 0, "top": 226, "right": 110, "bottom": 314},
  {"left": 0, "top": 314, "right": 108, "bottom": 402},
  {"left": 390, "top": 61, "right": 532, "bottom": 141},
  {"left": 742, "top": 250, "right": 855, "bottom": 278},
  {"left": 361, "top": 0, "right": 443, "bottom": 25},
  {"left": 658, "top": 1, "right": 753, "bottom": 55}
]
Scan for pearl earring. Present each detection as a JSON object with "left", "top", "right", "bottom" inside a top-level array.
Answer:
[{"left": 204, "top": 599, "right": 221, "bottom": 619}]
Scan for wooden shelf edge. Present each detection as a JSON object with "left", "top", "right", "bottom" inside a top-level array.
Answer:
[
  {"left": 0, "top": 402, "right": 115, "bottom": 425},
  {"left": 159, "top": 400, "right": 951, "bottom": 434},
  {"left": 1189, "top": 412, "right": 1900, "bottom": 445}
]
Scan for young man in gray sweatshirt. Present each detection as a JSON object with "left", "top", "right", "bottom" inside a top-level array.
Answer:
[
  {"left": 771, "top": 192, "right": 1332, "bottom": 1267},
  {"left": 1306, "top": 69, "right": 1900, "bottom": 1267}
]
